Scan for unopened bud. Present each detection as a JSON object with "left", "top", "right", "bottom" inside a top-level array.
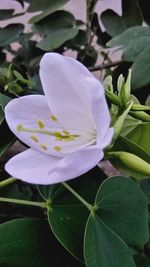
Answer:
[
  {"left": 119, "top": 69, "right": 132, "bottom": 105},
  {"left": 108, "top": 151, "right": 150, "bottom": 178}
]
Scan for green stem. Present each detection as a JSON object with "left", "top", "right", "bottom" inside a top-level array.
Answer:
[
  {"left": 0, "top": 197, "right": 47, "bottom": 208},
  {"left": 62, "top": 182, "right": 93, "bottom": 212},
  {"left": 0, "top": 177, "right": 16, "bottom": 188}
]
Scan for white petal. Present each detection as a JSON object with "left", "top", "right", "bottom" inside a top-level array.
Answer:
[
  {"left": 51, "top": 146, "right": 104, "bottom": 184},
  {"left": 86, "top": 77, "right": 112, "bottom": 138},
  {"left": 5, "top": 146, "right": 103, "bottom": 185},
  {"left": 5, "top": 95, "right": 92, "bottom": 157},
  {"left": 40, "top": 52, "right": 103, "bottom": 133},
  {"left": 98, "top": 127, "right": 114, "bottom": 149},
  {"left": 5, "top": 149, "right": 59, "bottom": 185}
]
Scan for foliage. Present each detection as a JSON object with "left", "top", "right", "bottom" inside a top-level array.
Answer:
[{"left": 0, "top": 1, "right": 150, "bottom": 266}]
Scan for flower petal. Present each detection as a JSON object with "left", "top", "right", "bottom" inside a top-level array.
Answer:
[
  {"left": 85, "top": 77, "right": 112, "bottom": 138},
  {"left": 52, "top": 147, "right": 104, "bottom": 184},
  {"left": 5, "top": 149, "right": 59, "bottom": 185},
  {"left": 40, "top": 52, "right": 103, "bottom": 133},
  {"left": 5, "top": 146, "right": 103, "bottom": 185},
  {"left": 5, "top": 95, "right": 92, "bottom": 157}
]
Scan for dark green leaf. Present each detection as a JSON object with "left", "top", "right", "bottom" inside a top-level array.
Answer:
[
  {"left": 33, "top": 11, "right": 78, "bottom": 51},
  {"left": 84, "top": 176, "right": 149, "bottom": 267},
  {"left": 101, "top": 0, "right": 142, "bottom": 37},
  {"left": 0, "top": 218, "right": 84, "bottom": 267},
  {"left": 145, "top": 94, "right": 150, "bottom": 106},
  {"left": 107, "top": 26, "right": 150, "bottom": 47},
  {"left": 101, "top": 9, "right": 125, "bottom": 37},
  {"left": 121, "top": 0, "right": 142, "bottom": 28},
  {"left": 132, "top": 46, "right": 150, "bottom": 89},
  {"left": 134, "top": 255, "right": 150, "bottom": 267},
  {"left": 0, "top": 106, "right": 4, "bottom": 125},
  {"left": 123, "top": 36, "right": 150, "bottom": 61},
  {"left": 0, "top": 121, "right": 15, "bottom": 157},
  {"left": 0, "top": 93, "right": 11, "bottom": 109},
  {"left": 0, "top": 24, "right": 24, "bottom": 47},
  {"left": 37, "top": 28, "right": 78, "bottom": 51},
  {"left": 84, "top": 215, "right": 135, "bottom": 267},
  {"left": 126, "top": 122, "right": 150, "bottom": 153},
  {"left": 38, "top": 167, "right": 106, "bottom": 261},
  {"left": 0, "top": 9, "right": 14, "bottom": 20},
  {"left": 28, "top": 0, "right": 69, "bottom": 24}
]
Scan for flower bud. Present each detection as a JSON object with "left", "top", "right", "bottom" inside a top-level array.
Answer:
[{"left": 108, "top": 151, "right": 150, "bottom": 177}]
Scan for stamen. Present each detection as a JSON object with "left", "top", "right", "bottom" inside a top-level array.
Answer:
[
  {"left": 17, "top": 124, "right": 23, "bottom": 131},
  {"left": 40, "top": 144, "right": 48, "bottom": 150},
  {"left": 51, "top": 115, "right": 58, "bottom": 121},
  {"left": 30, "top": 135, "right": 39, "bottom": 142},
  {"left": 37, "top": 119, "right": 45, "bottom": 129},
  {"left": 63, "top": 130, "right": 70, "bottom": 135},
  {"left": 16, "top": 124, "right": 80, "bottom": 141},
  {"left": 53, "top": 146, "right": 62, "bottom": 152}
]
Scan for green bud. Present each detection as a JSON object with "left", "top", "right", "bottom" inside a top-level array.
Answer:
[
  {"left": 119, "top": 69, "right": 132, "bottom": 106},
  {"left": 113, "top": 102, "right": 133, "bottom": 143},
  {"left": 103, "top": 75, "right": 113, "bottom": 92},
  {"left": 129, "top": 111, "right": 150, "bottom": 122},
  {"left": 105, "top": 89, "right": 121, "bottom": 106},
  {"left": 117, "top": 74, "right": 124, "bottom": 93},
  {"left": 131, "top": 104, "right": 150, "bottom": 111},
  {"left": 108, "top": 151, "right": 150, "bottom": 177}
]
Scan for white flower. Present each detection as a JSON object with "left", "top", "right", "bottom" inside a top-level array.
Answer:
[{"left": 5, "top": 53, "right": 113, "bottom": 185}]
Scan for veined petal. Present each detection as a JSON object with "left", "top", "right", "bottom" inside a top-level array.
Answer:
[
  {"left": 5, "top": 95, "right": 93, "bottom": 157},
  {"left": 5, "top": 146, "right": 103, "bottom": 185},
  {"left": 85, "top": 77, "right": 112, "bottom": 138},
  {"left": 5, "top": 149, "right": 59, "bottom": 184},
  {"left": 51, "top": 146, "right": 104, "bottom": 184},
  {"left": 40, "top": 52, "right": 99, "bottom": 133}
]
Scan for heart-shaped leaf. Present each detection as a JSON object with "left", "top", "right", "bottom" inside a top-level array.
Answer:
[{"left": 84, "top": 176, "right": 149, "bottom": 267}]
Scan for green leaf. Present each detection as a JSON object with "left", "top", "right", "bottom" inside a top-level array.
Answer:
[
  {"left": 84, "top": 176, "right": 149, "bottom": 267},
  {"left": 123, "top": 36, "right": 150, "bottom": 61},
  {"left": 110, "top": 135, "right": 150, "bottom": 179},
  {"left": 0, "top": 106, "right": 4, "bottom": 125},
  {"left": 34, "top": 11, "right": 78, "bottom": 51},
  {"left": 0, "top": 24, "right": 24, "bottom": 47},
  {"left": 102, "top": 0, "right": 142, "bottom": 37},
  {"left": 134, "top": 255, "right": 150, "bottom": 267},
  {"left": 0, "top": 93, "right": 11, "bottom": 109},
  {"left": 37, "top": 28, "right": 78, "bottom": 51},
  {"left": 113, "top": 135, "right": 150, "bottom": 163},
  {"left": 145, "top": 94, "right": 150, "bottom": 106},
  {"left": 0, "top": 218, "right": 84, "bottom": 267},
  {"left": 132, "top": 46, "right": 150, "bottom": 89},
  {"left": 101, "top": 10, "right": 125, "bottom": 37},
  {"left": 0, "top": 121, "right": 15, "bottom": 157},
  {"left": 107, "top": 26, "right": 150, "bottom": 47},
  {"left": 0, "top": 219, "right": 51, "bottom": 267},
  {"left": 126, "top": 122, "right": 150, "bottom": 153},
  {"left": 28, "top": 0, "right": 69, "bottom": 24},
  {"left": 0, "top": 9, "right": 14, "bottom": 20},
  {"left": 38, "top": 168, "right": 106, "bottom": 261}
]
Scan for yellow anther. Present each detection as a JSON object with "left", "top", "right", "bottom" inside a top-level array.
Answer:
[
  {"left": 51, "top": 115, "right": 58, "bottom": 121},
  {"left": 17, "top": 124, "right": 23, "bottom": 131},
  {"left": 53, "top": 132, "right": 62, "bottom": 138},
  {"left": 53, "top": 146, "right": 62, "bottom": 152},
  {"left": 37, "top": 120, "right": 45, "bottom": 129},
  {"left": 30, "top": 135, "right": 39, "bottom": 142},
  {"left": 63, "top": 130, "right": 70, "bottom": 135},
  {"left": 40, "top": 144, "right": 48, "bottom": 150}
]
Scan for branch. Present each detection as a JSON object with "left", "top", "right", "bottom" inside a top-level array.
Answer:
[{"left": 89, "top": 60, "right": 122, "bottom": 72}]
